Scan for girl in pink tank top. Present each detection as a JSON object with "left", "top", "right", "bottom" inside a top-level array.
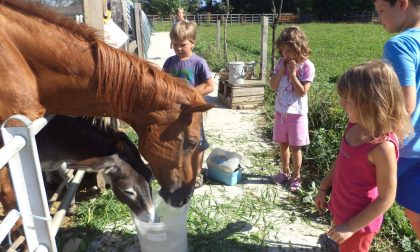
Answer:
[{"left": 314, "top": 61, "right": 413, "bottom": 251}]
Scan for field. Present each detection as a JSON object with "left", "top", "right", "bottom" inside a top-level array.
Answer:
[{"left": 57, "top": 23, "right": 420, "bottom": 251}]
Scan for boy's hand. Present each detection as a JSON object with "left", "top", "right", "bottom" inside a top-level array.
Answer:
[
  {"left": 314, "top": 190, "right": 328, "bottom": 212},
  {"left": 327, "top": 223, "right": 355, "bottom": 244}
]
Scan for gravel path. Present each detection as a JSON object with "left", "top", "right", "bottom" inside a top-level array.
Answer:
[{"left": 148, "top": 32, "right": 330, "bottom": 251}]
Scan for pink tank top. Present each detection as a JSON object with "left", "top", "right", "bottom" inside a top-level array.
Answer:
[{"left": 328, "top": 123, "right": 399, "bottom": 233}]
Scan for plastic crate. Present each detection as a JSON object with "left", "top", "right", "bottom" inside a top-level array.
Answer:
[{"left": 208, "top": 166, "right": 242, "bottom": 186}]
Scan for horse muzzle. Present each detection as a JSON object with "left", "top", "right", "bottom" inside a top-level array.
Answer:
[{"left": 159, "top": 184, "right": 193, "bottom": 208}]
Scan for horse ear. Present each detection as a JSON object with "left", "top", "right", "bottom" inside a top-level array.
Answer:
[{"left": 67, "top": 154, "right": 120, "bottom": 174}]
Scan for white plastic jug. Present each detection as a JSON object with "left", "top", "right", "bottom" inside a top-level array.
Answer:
[
  {"left": 206, "top": 147, "right": 242, "bottom": 173},
  {"left": 133, "top": 193, "right": 189, "bottom": 252},
  {"left": 228, "top": 61, "right": 245, "bottom": 84}
]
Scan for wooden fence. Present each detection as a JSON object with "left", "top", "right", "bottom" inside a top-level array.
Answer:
[{"left": 147, "top": 13, "right": 299, "bottom": 24}]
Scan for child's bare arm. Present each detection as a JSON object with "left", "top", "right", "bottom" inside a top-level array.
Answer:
[
  {"left": 269, "top": 68, "right": 285, "bottom": 90},
  {"left": 315, "top": 161, "right": 335, "bottom": 212},
  {"left": 269, "top": 61, "right": 286, "bottom": 90},
  {"left": 288, "top": 60, "right": 311, "bottom": 97},
  {"left": 195, "top": 77, "right": 215, "bottom": 96},
  {"left": 328, "top": 141, "right": 397, "bottom": 244},
  {"left": 402, "top": 86, "right": 416, "bottom": 115}
]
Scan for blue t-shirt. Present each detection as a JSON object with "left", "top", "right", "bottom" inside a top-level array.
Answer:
[
  {"left": 383, "top": 28, "right": 420, "bottom": 158},
  {"left": 163, "top": 54, "right": 212, "bottom": 87}
]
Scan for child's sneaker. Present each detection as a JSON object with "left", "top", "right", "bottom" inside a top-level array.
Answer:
[
  {"left": 289, "top": 177, "right": 302, "bottom": 192},
  {"left": 272, "top": 172, "right": 290, "bottom": 185}
]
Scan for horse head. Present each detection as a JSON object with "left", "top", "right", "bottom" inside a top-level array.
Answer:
[{"left": 136, "top": 100, "right": 213, "bottom": 207}]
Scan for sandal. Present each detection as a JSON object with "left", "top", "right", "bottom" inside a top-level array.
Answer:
[
  {"left": 272, "top": 172, "right": 290, "bottom": 185},
  {"left": 195, "top": 173, "right": 204, "bottom": 189},
  {"left": 289, "top": 177, "right": 302, "bottom": 192}
]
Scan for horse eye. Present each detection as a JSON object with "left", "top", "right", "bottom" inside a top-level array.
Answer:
[{"left": 184, "top": 139, "right": 198, "bottom": 150}]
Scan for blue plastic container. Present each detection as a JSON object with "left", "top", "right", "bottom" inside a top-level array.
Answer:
[{"left": 208, "top": 166, "right": 242, "bottom": 186}]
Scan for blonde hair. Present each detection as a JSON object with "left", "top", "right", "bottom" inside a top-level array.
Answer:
[
  {"left": 337, "top": 60, "right": 413, "bottom": 142},
  {"left": 176, "top": 8, "right": 184, "bottom": 15},
  {"left": 170, "top": 20, "right": 197, "bottom": 44},
  {"left": 275, "top": 26, "right": 311, "bottom": 63}
]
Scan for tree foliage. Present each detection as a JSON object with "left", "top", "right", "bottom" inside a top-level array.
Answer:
[
  {"left": 143, "top": 0, "right": 200, "bottom": 17},
  {"left": 221, "top": 0, "right": 298, "bottom": 14},
  {"left": 219, "top": 0, "right": 374, "bottom": 21}
]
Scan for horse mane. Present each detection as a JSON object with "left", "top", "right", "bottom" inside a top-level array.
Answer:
[
  {"left": 96, "top": 43, "right": 189, "bottom": 112},
  {"left": 3, "top": 0, "right": 191, "bottom": 112}
]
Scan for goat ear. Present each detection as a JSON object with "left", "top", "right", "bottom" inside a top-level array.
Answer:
[{"left": 67, "top": 154, "right": 120, "bottom": 174}]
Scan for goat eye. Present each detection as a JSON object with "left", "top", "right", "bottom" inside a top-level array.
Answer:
[{"left": 122, "top": 188, "right": 136, "bottom": 197}]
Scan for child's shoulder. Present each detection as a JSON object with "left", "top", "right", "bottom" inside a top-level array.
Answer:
[
  {"left": 164, "top": 55, "right": 179, "bottom": 64},
  {"left": 190, "top": 53, "right": 207, "bottom": 62},
  {"left": 301, "top": 59, "right": 315, "bottom": 71},
  {"left": 388, "top": 28, "right": 420, "bottom": 44},
  {"left": 188, "top": 54, "right": 209, "bottom": 66},
  {"left": 302, "top": 58, "right": 314, "bottom": 66}
]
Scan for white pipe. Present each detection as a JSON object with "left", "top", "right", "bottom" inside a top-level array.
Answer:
[{"left": 0, "top": 136, "right": 26, "bottom": 168}]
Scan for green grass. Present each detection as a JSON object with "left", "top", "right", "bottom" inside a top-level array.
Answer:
[{"left": 59, "top": 23, "right": 420, "bottom": 251}]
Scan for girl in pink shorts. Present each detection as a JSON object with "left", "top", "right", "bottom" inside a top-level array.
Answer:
[{"left": 269, "top": 26, "right": 315, "bottom": 191}]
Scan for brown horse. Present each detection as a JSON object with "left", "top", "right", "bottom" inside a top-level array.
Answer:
[{"left": 0, "top": 0, "right": 212, "bottom": 213}]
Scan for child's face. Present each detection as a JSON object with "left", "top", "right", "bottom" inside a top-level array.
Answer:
[
  {"left": 172, "top": 39, "right": 194, "bottom": 60},
  {"left": 280, "top": 45, "right": 298, "bottom": 61},
  {"left": 374, "top": 0, "right": 407, "bottom": 33},
  {"left": 340, "top": 97, "right": 358, "bottom": 123},
  {"left": 176, "top": 11, "right": 185, "bottom": 21}
]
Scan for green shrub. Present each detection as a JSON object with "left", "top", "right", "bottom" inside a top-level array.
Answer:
[{"left": 183, "top": 22, "right": 418, "bottom": 251}]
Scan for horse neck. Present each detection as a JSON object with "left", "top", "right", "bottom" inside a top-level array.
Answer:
[
  {"left": 96, "top": 43, "right": 198, "bottom": 118},
  {"left": 2, "top": 5, "right": 109, "bottom": 116},
  {"left": 2, "top": 2, "right": 198, "bottom": 122}
]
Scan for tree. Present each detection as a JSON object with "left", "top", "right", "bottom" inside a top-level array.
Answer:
[
  {"left": 270, "top": 0, "right": 283, "bottom": 74},
  {"left": 221, "top": 0, "right": 296, "bottom": 14},
  {"left": 144, "top": 0, "right": 200, "bottom": 17}
]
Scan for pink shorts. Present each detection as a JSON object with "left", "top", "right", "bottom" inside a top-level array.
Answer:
[{"left": 272, "top": 111, "right": 309, "bottom": 147}]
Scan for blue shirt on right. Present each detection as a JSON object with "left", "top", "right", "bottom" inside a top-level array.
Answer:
[{"left": 383, "top": 28, "right": 420, "bottom": 158}]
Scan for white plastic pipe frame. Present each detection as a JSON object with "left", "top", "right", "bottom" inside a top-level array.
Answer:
[{"left": 0, "top": 114, "right": 56, "bottom": 252}]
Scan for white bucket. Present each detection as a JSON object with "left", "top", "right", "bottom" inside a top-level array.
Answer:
[
  {"left": 228, "top": 61, "right": 245, "bottom": 84},
  {"left": 133, "top": 193, "right": 189, "bottom": 252}
]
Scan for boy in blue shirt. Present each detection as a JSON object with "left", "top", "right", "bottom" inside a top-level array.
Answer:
[{"left": 374, "top": 0, "right": 420, "bottom": 239}]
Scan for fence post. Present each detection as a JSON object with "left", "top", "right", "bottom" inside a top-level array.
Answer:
[
  {"left": 260, "top": 16, "right": 268, "bottom": 82},
  {"left": 217, "top": 20, "right": 221, "bottom": 52},
  {"left": 134, "top": 3, "right": 144, "bottom": 58},
  {"left": 1, "top": 116, "right": 57, "bottom": 252}
]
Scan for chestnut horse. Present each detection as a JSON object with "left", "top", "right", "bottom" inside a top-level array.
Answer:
[{"left": 0, "top": 0, "right": 212, "bottom": 214}]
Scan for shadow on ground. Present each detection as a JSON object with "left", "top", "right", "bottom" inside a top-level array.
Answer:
[{"left": 56, "top": 220, "right": 338, "bottom": 252}]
